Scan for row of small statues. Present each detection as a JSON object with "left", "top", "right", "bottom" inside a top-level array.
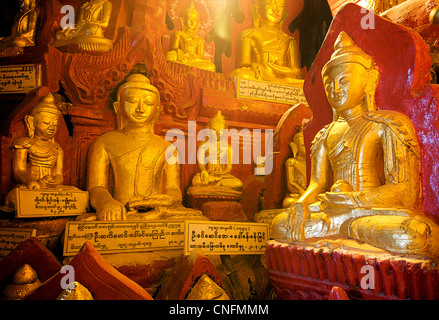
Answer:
[{"left": 2, "top": 0, "right": 301, "bottom": 84}]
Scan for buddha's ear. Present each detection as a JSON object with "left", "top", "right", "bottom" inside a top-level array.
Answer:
[
  {"left": 365, "top": 68, "right": 379, "bottom": 95},
  {"left": 113, "top": 101, "right": 120, "bottom": 115},
  {"left": 24, "top": 115, "right": 35, "bottom": 138}
]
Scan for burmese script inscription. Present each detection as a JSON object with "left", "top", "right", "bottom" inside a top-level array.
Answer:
[
  {"left": 63, "top": 220, "right": 185, "bottom": 256},
  {"left": 16, "top": 189, "right": 89, "bottom": 218},
  {"left": 236, "top": 78, "right": 306, "bottom": 105},
  {"left": 0, "top": 64, "right": 42, "bottom": 94},
  {"left": 184, "top": 220, "right": 269, "bottom": 255},
  {"left": 0, "top": 228, "right": 36, "bottom": 258}
]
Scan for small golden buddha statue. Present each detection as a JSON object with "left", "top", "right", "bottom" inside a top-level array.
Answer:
[
  {"left": 272, "top": 31, "right": 439, "bottom": 257},
  {"left": 230, "top": 0, "right": 301, "bottom": 84},
  {"left": 187, "top": 111, "right": 243, "bottom": 198},
  {"left": 165, "top": 1, "right": 216, "bottom": 72},
  {"left": 57, "top": 282, "right": 94, "bottom": 300},
  {"left": 2, "top": 93, "right": 66, "bottom": 211},
  {"left": 282, "top": 129, "right": 307, "bottom": 208},
  {"left": 185, "top": 274, "right": 230, "bottom": 300},
  {"left": 0, "top": 0, "right": 38, "bottom": 55},
  {"left": 52, "top": 0, "right": 113, "bottom": 51},
  {"left": 86, "top": 74, "right": 206, "bottom": 221},
  {"left": 2, "top": 264, "right": 42, "bottom": 300}
]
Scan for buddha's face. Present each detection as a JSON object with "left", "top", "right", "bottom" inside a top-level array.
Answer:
[
  {"left": 184, "top": 10, "right": 199, "bottom": 31},
  {"left": 33, "top": 112, "right": 59, "bottom": 140},
  {"left": 120, "top": 88, "right": 158, "bottom": 126},
  {"left": 208, "top": 121, "right": 227, "bottom": 140},
  {"left": 323, "top": 62, "right": 367, "bottom": 113},
  {"left": 259, "top": 0, "right": 285, "bottom": 24}
]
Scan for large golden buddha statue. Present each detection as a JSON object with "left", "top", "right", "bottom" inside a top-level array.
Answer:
[
  {"left": 230, "top": 0, "right": 301, "bottom": 84},
  {"left": 0, "top": 0, "right": 38, "bottom": 54},
  {"left": 2, "top": 93, "right": 66, "bottom": 211},
  {"left": 272, "top": 32, "right": 439, "bottom": 257},
  {"left": 52, "top": 0, "right": 113, "bottom": 51},
  {"left": 165, "top": 1, "right": 215, "bottom": 72},
  {"left": 187, "top": 111, "right": 243, "bottom": 199},
  {"left": 86, "top": 74, "right": 206, "bottom": 221}
]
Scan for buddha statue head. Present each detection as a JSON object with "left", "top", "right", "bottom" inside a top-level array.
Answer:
[
  {"left": 24, "top": 93, "right": 62, "bottom": 141},
  {"left": 322, "top": 32, "right": 379, "bottom": 120},
  {"left": 256, "top": 0, "right": 287, "bottom": 26},
  {"left": 206, "top": 110, "right": 227, "bottom": 139},
  {"left": 113, "top": 74, "right": 161, "bottom": 131},
  {"left": 181, "top": 1, "right": 200, "bottom": 33}
]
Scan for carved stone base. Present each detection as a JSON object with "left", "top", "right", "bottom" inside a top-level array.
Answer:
[{"left": 265, "top": 239, "right": 439, "bottom": 300}]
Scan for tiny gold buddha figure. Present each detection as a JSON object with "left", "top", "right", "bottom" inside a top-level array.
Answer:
[
  {"left": 52, "top": 0, "right": 113, "bottom": 51},
  {"left": 86, "top": 74, "right": 206, "bottom": 221},
  {"left": 2, "top": 93, "right": 66, "bottom": 211},
  {"left": 0, "top": 0, "right": 38, "bottom": 55},
  {"left": 187, "top": 111, "right": 243, "bottom": 198},
  {"left": 1, "top": 264, "right": 42, "bottom": 300},
  {"left": 272, "top": 32, "right": 439, "bottom": 257},
  {"left": 230, "top": 0, "right": 301, "bottom": 84},
  {"left": 165, "top": 1, "right": 216, "bottom": 72},
  {"left": 282, "top": 129, "right": 307, "bottom": 208}
]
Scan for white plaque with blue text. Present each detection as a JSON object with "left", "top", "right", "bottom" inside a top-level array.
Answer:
[
  {"left": 184, "top": 220, "right": 269, "bottom": 255},
  {"left": 63, "top": 220, "right": 185, "bottom": 256}
]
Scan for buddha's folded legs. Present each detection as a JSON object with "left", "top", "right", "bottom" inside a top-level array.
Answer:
[{"left": 341, "top": 214, "right": 439, "bottom": 256}]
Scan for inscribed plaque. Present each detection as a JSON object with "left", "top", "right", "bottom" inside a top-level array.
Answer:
[
  {"left": 0, "top": 228, "right": 36, "bottom": 258},
  {"left": 235, "top": 77, "right": 307, "bottom": 105},
  {"left": 16, "top": 188, "right": 89, "bottom": 218},
  {"left": 0, "top": 64, "right": 42, "bottom": 94},
  {"left": 184, "top": 220, "right": 269, "bottom": 255},
  {"left": 63, "top": 220, "right": 185, "bottom": 256}
]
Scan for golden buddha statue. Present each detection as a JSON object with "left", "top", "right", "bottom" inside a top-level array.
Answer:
[
  {"left": 230, "top": 0, "right": 301, "bottom": 84},
  {"left": 282, "top": 129, "right": 307, "bottom": 208},
  {"left": 165, "top": 1, "right": 216, "bottom": 72},
  {"left": 57, "top": 282, "right": 94, "bottom": 300},
  {"left": 2, "top": 264, "right": 42, "bottom": 300},
  {"left": 0, "top": 0, "right": 38, "bottom": 54},
  {"left": 86, "top": 74, "right": 206, "bottom": 221},
  {"left": 2, "top": 93, "right": 66, "bottom": 211},
  {"left": 52, "top": 0, "right": 113, "bottom": 51},
  {"left": 187, "top": 111, "right": 243, "bottom": 198},
  {"left": 272, "top": 32, "right": 439, "bottom": 257}
]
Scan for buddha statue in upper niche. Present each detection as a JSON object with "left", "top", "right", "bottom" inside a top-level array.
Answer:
[
  {"left": 0, "top": 0, "right": 38, "bottom": 54},
  {"left": 165, "top": 1, "right": 216, "bottom": 72},
  {"left": 272, "top": 31, "right": 439, "bottom": 257},
  {"left": 52, "top": 0, "right": 113, "bottom": 51},
  {"left": 86, "top": 74, "right": 206, "bottom": 221},
  {"left": 230, "top": 0, "right": 301, "bottom": 84}
]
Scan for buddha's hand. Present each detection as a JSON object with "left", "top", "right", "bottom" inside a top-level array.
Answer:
[
  {"left": 287, "top": 202, "right": 309, "bottom": 242},
  {"left": 142, "top": 194, "right": 175, "bottom": 207},
  {"left": 319, "top": 191, "right": 361, "bottom": 209},
  {"left": 27, "top": 179, "right": 42, "bottom": 189},
  {"left": 97, "top": 199, "right": 127, "bottom": 221},
  {"left": 200, "top": 171, "right": 210, "bottom": 184}
]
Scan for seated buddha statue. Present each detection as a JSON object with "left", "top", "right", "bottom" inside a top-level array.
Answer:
[
  {"left": 0, "top": 0, "right": 38, "bottom": 53},
  {"left": 282, "top": 129, "right": 307, "bottom": 208},
  {"left": 86, "top": 74, "right": 206, "bottom": 221},
  {"left": 272, "top": 31, "right": 439, "bottom": 257},
  {"left": 165, "top": 1, "right": 216, "bottom": 72},
  {"left": 2, "top": 93, "right": 67, "bottom": 211},
  {"left": 230, "top": 0, "right": 301, "bottom": 84},
  {"left": 52, "top": 0, "right": 113, "bottom": 51},
  {"left": 187, "top": 111, "right": 243, "bottom": 198}
]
